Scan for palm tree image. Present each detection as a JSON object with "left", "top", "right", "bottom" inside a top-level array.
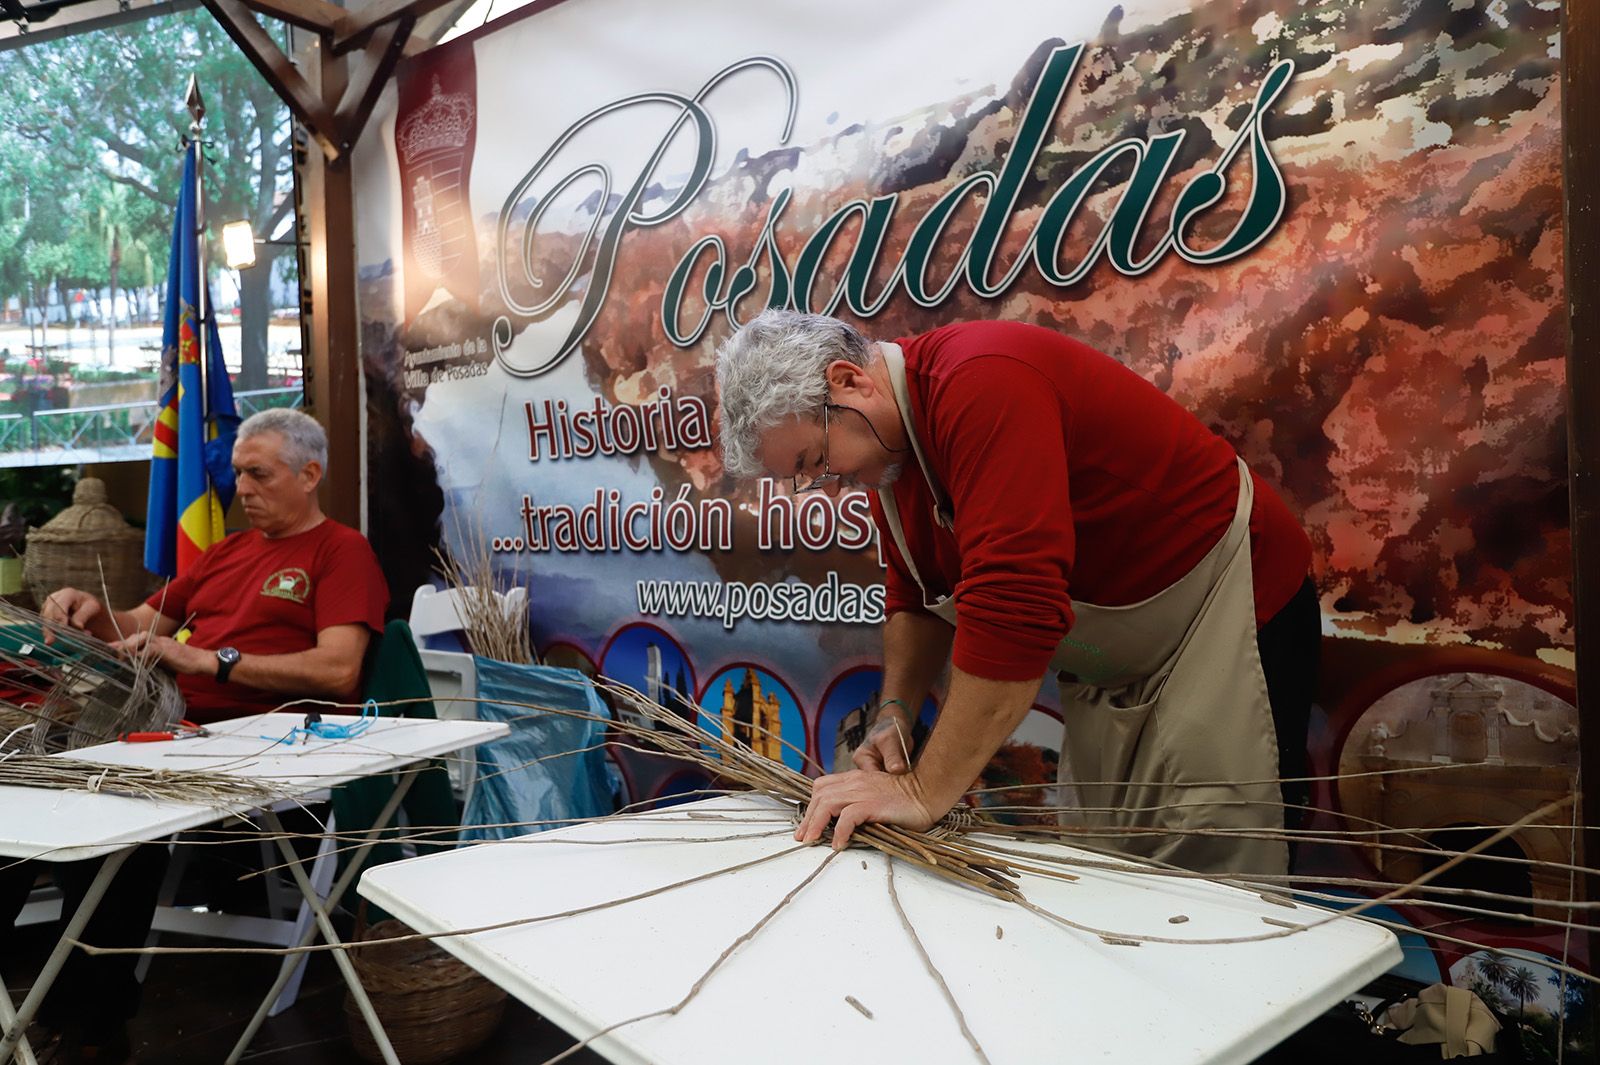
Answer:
[
  {"left": 1503, "top": 967, "right": 1539, "bottom": 1019},
  {"left": 1477, "top": 953, "right": 1513, "bottom": 989}
]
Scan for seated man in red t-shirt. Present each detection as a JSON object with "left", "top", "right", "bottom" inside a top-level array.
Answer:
[
  {"left": 44, "top": 407, "right": 389, "bottom": 722},
  {"left": 12, "top": 408, "right": 389, "bottom": 1060}
]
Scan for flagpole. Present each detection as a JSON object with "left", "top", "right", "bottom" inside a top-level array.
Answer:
[{"left": 185, "top": 75, "right": 209, "bottom": 427}]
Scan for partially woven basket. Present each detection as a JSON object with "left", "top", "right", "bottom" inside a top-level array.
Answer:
[
  {"left": 24, "top": 479, "right": 149, "bottom": 610},
  {"left": 344, "top": 918, "right": 507, "bottom": 1064}
]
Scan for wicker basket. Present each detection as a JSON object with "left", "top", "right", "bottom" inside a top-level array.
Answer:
[
  {"left": 23, "top": 479, "right": 150, "bottom": 610},
  {"left": 344, "top": 918, "right": 508, "bottom": 1064}
]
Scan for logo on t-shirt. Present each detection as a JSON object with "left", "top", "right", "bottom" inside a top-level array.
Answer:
[{"left": 261, "top": 568, "right": 312, "bottom": 604}]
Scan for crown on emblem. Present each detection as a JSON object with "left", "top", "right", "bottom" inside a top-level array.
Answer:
[{"left": 397, "top": 78, "right": 475, "bottom": 162}]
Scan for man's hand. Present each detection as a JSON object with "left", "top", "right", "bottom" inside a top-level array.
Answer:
[
  {"left": 852, "top": 704, "right": 915, "bottom": 773},
  {"left": 110, "top": 630, "right": 214, "bottom": 676},
  {"left": 40, "top": 587, "right": 105, "bottom": 643},
  {"left": 795, "top": 768, "right": 938, "bottom": 850}
]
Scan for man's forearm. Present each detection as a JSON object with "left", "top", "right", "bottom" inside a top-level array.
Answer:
[
  {"left": 879, "top": 610, "right": 954, "bottom": 717},
  {"left": 216, "top": 650, "right": 360, "bottom": 699},
  {"left": 910, "top": 665, "right": 1043, "bottom": 815}
]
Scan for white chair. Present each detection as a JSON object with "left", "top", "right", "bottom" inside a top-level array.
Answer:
[{"left": 408, "top": 584, "right": 530, "bottom": 801}]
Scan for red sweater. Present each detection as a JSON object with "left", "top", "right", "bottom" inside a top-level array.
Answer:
[{"left": 871, "top": 321, "right": 1312, "bottom": 682}]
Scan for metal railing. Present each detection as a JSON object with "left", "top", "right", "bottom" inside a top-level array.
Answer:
[{"left": 0, "top": 388, "right": 303, "bottom": 456}]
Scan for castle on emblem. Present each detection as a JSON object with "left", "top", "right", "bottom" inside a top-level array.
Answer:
[{"left": 398, "top": 77, "right": 475, "bottom": 284}]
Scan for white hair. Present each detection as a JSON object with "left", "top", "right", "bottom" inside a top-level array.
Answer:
[
  {"left": 237, "top": 408, "right": 328, "bottom": 471},
  {"left": 714, "top": 310, "right": 871, "bottom": 479}
]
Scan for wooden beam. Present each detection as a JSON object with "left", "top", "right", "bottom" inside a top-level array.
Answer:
[
  {"left": 234, "top": 0, "right": 343, "bottom": 33},
  {"left": 333, "top": 16, "right": 411, "bottom": 152},
  {"left": 330, "top": 0, "right": 455, "bottom": 54},
  {"left": 298, "top": 33, "right": 362, "bottom": 530},
  {"left": 0, "top": 0, "right": 197, "bottom": 51},
  {"left": 202, "top": 0, "right": 343, "bottom": 161}
]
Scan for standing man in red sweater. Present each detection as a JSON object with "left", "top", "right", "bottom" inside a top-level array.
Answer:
[{"left": 716, "top": 311, "right": 1316, "bottom": 876}]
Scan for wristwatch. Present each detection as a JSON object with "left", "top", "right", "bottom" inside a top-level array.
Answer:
[{"left": 215, "top": 646, "right": 241, "bottom": 683}]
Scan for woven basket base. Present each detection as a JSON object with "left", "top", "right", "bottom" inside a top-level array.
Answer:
[
  {"left": 344, "top": 994, "right": 506, "bottom": 1065},
  {"left": 342, "top": 918, "right": 509, "bottom": 1064}
]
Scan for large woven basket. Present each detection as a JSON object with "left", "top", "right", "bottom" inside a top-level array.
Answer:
[
  {"left": 344, "top": 918, "right": 508, "bottom": 1064},
  {"left": 23, "top": 479, "right": 149, "bottom": 610}
]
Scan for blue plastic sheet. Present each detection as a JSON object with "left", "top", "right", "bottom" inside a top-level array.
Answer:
[{"left": 461, "top": 659, "right": 617, "bottom": 842}]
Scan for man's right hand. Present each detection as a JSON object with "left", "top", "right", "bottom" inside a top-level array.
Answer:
[
  {"left": 852, "top": 704, "right": 914, "bottom": 774},
  {"left": 40, "top": 587, "right": 105, "bottom": 642}
]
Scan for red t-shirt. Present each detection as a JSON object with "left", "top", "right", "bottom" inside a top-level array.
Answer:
[
  {"left": 871, "top": 321, "right": 1312, "bottom": 683},
  {"left": 145, "top": 519, "right": 389, "bottom": 722}
]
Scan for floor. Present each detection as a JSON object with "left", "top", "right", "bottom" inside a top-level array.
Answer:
[{"left": 4, "top": 916, "right": 605, "bottom": 1064}]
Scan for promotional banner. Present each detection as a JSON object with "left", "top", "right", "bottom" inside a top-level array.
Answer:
[{"left": 355, "top": 0, "right": 1583, "bottom": 1025}]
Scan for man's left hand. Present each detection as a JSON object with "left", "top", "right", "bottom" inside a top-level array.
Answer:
[
  {"left": 110, "top": 631, "right": 213, "bottom": 676},
  {"left": 795, "top": 769, "right": 939, "bottom": 850}
]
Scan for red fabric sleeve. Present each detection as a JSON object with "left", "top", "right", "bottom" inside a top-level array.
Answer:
[
  {"left": 145, "top": 558, "right": 204, "bottom": 621},
  {"left": 311, "top": 529, "right": 390, "bottom": 634},
  {"left": 933, "top": 356, "right": 1076, "bottom": 681},
  {"left": 868, "top": 491, "right": 930, "bottom": 619}
]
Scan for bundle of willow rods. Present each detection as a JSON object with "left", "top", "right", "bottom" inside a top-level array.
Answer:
[
  {"left": 591, "top": 677, "right": 1037, "bottom": 900},
  {"left": 0, "top": 753, "right": 283, "bottom": 807},
  {"left": 0, "top": 598, "right": 183, "bottom": 753},
  {"left": 432, "top": 529, "right": 533, "bottom": 665}
]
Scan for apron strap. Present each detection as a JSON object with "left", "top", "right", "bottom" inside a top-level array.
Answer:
[{"left": 876, "top": 343, "right": 953, "bottom": 612}]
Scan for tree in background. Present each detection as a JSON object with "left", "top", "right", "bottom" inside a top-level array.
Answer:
[{"left": 0, "top": 9, "right": 296, "bottom": 389}]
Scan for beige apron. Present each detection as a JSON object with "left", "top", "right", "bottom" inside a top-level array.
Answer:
[{"left": 875, "top": 344, "right": 1287, "bottom": 876}]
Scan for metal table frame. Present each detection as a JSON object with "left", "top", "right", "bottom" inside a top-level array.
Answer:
[{"left": 0, "top": 767, "right": 419, "bottom": 1065}]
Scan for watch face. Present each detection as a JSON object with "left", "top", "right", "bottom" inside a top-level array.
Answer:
[{"left": 218, "top": 647, "right": 241, "bottom": 664}]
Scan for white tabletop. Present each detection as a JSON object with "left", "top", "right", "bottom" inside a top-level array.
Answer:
[
  {"left": 0, "top": 713, "right": 508, "bottom": 862},
  {"left": 359, "top": 794, "right": 1400, "bottom": 1065}
]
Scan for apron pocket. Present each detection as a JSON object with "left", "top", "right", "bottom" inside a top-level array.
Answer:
[{"left": 1058, "top": 681, "right": 1161, "bottom": 821}]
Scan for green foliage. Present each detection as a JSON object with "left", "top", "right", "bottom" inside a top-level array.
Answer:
[
  {"left": 0, "top": 466, "right": 76, "bottom": 528},
  {"left": 0, "top": 9, "right": 296, "bottom": 368}
]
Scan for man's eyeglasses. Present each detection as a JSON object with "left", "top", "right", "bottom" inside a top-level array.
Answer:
[{"left": 793, "top": 403, "right": 840, "bottom": 494}]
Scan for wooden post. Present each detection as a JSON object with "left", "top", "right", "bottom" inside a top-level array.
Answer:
[
  {"left": 1561, "top": 0, "right": 1600, "bottom": 994},
  {"left": 300, "top": 33, "right": 363, "bottom": 529}
]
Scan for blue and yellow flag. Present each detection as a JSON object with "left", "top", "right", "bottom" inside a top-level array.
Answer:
[{"left": 145, "top": 141, "right": 240, "bottom": 578}]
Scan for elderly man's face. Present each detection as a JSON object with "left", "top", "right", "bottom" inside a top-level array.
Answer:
[
  {"left": 232, "top": 431, "right": 322, "bottom": 537},
  {"left": 756, "top": 405, "right": 903, "bottom": 496}
]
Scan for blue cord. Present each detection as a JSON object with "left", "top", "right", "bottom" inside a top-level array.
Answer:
[{"left": 261, "top": 701, "right": 378, "bottom": 745}]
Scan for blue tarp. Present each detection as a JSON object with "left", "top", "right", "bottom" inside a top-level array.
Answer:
[{"left": 461, "top": 659, "right": 616, "bottom": 842}]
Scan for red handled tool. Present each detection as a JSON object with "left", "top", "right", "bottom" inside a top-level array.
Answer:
[{"left": 121, "top": 720, "right": 209, "bottom": 742}]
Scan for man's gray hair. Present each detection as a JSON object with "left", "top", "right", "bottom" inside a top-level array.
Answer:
[
  {"left": 715, "top": 310, "right": 871, "bottom": 479},
  {"left": 238, "top": 408, "right": 328, "bottom": 471}
]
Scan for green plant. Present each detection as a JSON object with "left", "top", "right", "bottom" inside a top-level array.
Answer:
[{"left": 0, "top": 465, "right": 77, "bottom": 528}]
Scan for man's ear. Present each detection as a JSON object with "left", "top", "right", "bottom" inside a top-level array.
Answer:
[
  {"left": 825, "top": 358, "right": 871, "bottom": 399},
  {"left": 300, "top": 460, "right": 325, "bottom": 492}
]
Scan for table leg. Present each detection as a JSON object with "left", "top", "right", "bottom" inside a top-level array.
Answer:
[
  {"left": 0, "top": 848, "right": 132, "bottom": 1065},
  {"left": 0, "top": 982, "right": 39, "bottom": 1065},
  {"left": 224, "top": 769, "right": 418, "bottom": 1065}
]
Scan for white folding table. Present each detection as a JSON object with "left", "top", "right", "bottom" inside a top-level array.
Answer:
[
  {"left": 0, "top": 712, "right": 507, "bottom": 1065},
  {"left": 360, "top": 794, "right": 1401, "bottom": 1065}
]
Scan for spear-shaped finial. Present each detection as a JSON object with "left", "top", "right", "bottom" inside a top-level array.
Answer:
[{"left": 185, "top": 74, "right": 205, "bottom": 134}]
